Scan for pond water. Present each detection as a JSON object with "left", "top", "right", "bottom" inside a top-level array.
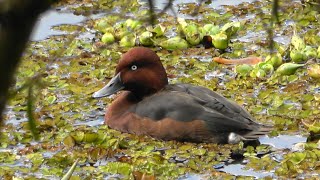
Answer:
[
  {"left": 260, "top": 134, "right": 307, "bottom": 149},
  {"left": 153, "top": 0, "right": 255, "bottom": 9},
  {"left": 31, "top": 0, "right": 256, "bottom": 41},
  {"left": 148, "top": 0, "right": 256, "bottom": 16},
  {"left": 178, "top": 135, "right": 307, "bottom": 179},
  {"left": 0, "top": 0, "right": 316, "bottom": 180},
  {"left": 31, "top": 9, "right": 105, "bottom": 41},
  {"left": 31, "top": 9, "right": 85, "bottom": 41}
]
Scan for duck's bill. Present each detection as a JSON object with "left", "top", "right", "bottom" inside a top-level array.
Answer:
[{"left": 92, "top": 72, "right": 124, "bottom": 98}]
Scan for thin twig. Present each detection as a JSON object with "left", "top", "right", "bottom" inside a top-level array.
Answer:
[{"left": 147, "top": 0, "right": 156, "bottom": 25}]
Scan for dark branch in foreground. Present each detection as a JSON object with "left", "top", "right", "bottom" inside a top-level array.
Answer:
[{"left": 0, "top": 0, "right": 55, "bottom": 127}]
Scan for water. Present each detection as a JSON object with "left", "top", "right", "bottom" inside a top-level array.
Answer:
[
  {"left": 180, "top": 134, "right": 307, "bottom": 179},
  {"left": 15, "top": 1, "right": 312, "bottom": 179},
  {"left": 31, "top": 9, "right": 105, "bottom": 41},
  {"left": 150, "top": 0, "right": 256, "bottom": 11},
  {"left": 260, "top": 134, "right": 307, "bottom": 149},
  {"left": 31, "top": 9, "right": 85, "bottom": 41},
  {"left": 32, "top": 0, "right": 257, "bottom": 40},
  {"left": 216, "top": 135, "right": 307, "bottom": 178}
]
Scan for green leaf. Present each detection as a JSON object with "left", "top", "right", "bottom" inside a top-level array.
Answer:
[
  {"left": 46, "top": 95, "right": 57, "bottom": 104},
  {"left": 289, "top": 152, "right": 306, "bottom": 164}
]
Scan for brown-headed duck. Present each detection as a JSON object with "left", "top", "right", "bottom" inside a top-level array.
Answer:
[{"left": 93, "top": 47, "right": 272, "bottom": 144}]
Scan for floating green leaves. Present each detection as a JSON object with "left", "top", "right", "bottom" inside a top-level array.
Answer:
[
  {"left": 276, "top": 148, "right": 320, "bottom": 177},
  {"left": 307, "top": 64, "right": 320, "bottom": 78},
  {"left": 46, "top": 95, "right": 57, "bottom": 104},
  {"left": 101, "top": 32, "right": 115, "bottom": 44},
  {"left": 275, "top": 63, "right": 305, "bottom": 76},
  {"left": 2, "top": 0, "right": 320, "bottom": 179},
  {"left": 159, "top": 37, "right": 189, "bottom": 50},
  {"left": 0, "top": 152, "right": 16, "bottom": 164},
  {"left": 302, "top": 121, "right": 320, "bottom": 134}
]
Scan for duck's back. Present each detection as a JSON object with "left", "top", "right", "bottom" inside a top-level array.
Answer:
[{"left": 107, "top": 83, "right": 271, "bottom": 144}]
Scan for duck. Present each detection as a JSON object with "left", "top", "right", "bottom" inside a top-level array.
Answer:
[{"left": 93, "top": 47, "right": 272, "bottom": 144}]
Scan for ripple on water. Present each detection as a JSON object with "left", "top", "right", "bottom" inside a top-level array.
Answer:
[
  {"left": 220, "top": 163, "right": 274, "bottom": 178},
  {"left": 259, "top": 134, "right": 307, "bottom": 149},
  {"left": 31, "top": 9, "right": 105, "bottom": 41},
  {"left": 179, "top": 134, "right": 307, "bottom": 179},
  {"left": 74, "top": 117, "right": 105, "bottom": 127}
]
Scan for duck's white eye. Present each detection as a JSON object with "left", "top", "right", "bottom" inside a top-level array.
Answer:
[{"left": 131, "top": 65, "right": 138, "bottom": 71}]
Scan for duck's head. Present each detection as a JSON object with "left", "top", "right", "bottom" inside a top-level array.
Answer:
[{"left": 93, "top": 47, "right": 168, "bottom": 99}]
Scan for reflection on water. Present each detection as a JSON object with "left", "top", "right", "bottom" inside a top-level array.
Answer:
[
  {"left": 74, "top": 118, "right": 105, "bottom": 127},
  {"left": 220, "top": 163, "right": 273, "bottom": 178},
  {"left": 32, "top": 0, "right": 256, "bottom": 40},
  {"left": 31, "top": 9, "right": 85, "bottom": 41},
  {"left": 178, "top": 173, "right": 209, "bottom": 180},
  {"left": 180, "top": 134, "right": 307, "bottom": 179},
  {"left": 140, "top": 0, "right": 256, "bottom": 19},
  {"left": 259, "top": 134, "right": 307, "bottom": 149},
  {"left": 149, "top": 0, "right": 256, "bottom": 10},
  {"left": 217, "top": 135, "right": 307, "bottom": 178},
  {"left": 31, "top": 9, "right": 105, "bottom": 41}
]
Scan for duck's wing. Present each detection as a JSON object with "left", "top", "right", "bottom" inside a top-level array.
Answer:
[
  {"left": 170, "top": 84, "right": 272, "bottom": 141},
  {"left": 167, "top": 84, "right": 272, "bottom": 138},
  {"left": 131, "top": 84, "right": 271, "bottom": 143},
  {"left": 166, "top": 83, "right": 255, "bottom": 123}
]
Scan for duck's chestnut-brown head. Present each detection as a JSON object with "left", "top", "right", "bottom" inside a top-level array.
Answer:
[{"left": 93, "top": 47, "right": 168, "bottom": 99}]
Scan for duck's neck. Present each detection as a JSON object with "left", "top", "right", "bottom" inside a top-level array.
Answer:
[
  {"left": 131, "top": 87, "right": 160, "bottom": 100},
  {"left": 130, "top": 74, "right": 168, "bottom": 100}
]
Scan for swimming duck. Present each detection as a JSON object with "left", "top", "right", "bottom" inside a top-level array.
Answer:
[{"left": 93, "top": 47, "right": 272, "bottom": 144}]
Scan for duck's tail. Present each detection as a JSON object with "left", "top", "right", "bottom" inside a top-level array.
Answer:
[
  {"left": 228, "top": 124, "right": 273, "bottom": 144},
  {"left": 242, "top": 124, "right": 273, "bottom": 140}
]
